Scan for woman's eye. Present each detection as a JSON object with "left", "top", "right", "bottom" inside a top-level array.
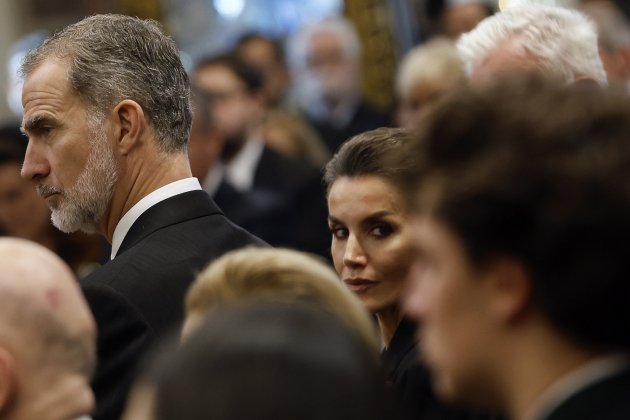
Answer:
[
  {"left": 329, "top": 226, "right": 349, "bottom": 239},
  {"left": 371, "top": 223, "right": 393, "bottom": 238}
]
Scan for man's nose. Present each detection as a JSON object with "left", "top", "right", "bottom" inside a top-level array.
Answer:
[{"left": 21, "top": 143, "right": 50, "bottom": 181}]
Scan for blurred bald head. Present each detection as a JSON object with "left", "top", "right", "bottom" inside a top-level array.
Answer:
[{"left": 0, "top": 238, "right": 96, "bottom": 420}]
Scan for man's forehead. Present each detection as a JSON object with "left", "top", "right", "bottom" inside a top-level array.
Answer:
[
  {"left": 21, "top": 58, "right": 78, "bottom": 127},
  {"left": 23, "top": 57, "right": 70, "bottom": 86},
  {"left": 22, "top": 58, "right": 73, "bottom": 102}
]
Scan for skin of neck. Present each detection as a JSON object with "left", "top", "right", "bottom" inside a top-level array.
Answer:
[
  {"left": 99, "top": 130, "right": 192, "bottom": 243},
  {"left": 8, "top": 366, "right": 94, "bottom": 420},
  {"left": 492, "top": 315, "right": 600, "bottom": 419},
  {"left": 221, "top": 123, "right": 263, "bottom": 164},
  {"left": 376, "top": 304, "right": 404, "bottom": 348}
]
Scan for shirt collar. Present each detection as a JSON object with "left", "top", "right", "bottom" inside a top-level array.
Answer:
[
  {"left": 110, "top": 177, "right": 202, "bottom": 259},
  {"left": 201, "top": 162, "right": 224, "bottom": 196},
  {"left": 524, "top": 353, "right": 630, "bottom": 420},
  {"left": 224, "top": 137, "right": 264, "bottom": 192}
]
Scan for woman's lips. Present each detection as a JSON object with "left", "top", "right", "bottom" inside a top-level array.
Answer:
[{"left": 343, "top": 278, "right": 378, "bottom": 293}]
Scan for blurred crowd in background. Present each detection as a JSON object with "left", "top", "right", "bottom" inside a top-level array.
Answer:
[
  {"left": 2, "top": 1, "right": 630, "bottom": 420},
  {"left": 4, "top": 0, "right": 629, "bottom": 273}
]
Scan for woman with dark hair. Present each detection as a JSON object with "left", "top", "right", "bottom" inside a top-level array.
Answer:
[{"left": 324, "top": 127, "right": 488, "bottom": 420}]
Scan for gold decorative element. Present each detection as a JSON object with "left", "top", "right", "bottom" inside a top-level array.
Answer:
[
  {"left": 118, "top": 0, "right": 163, "bottom": 21},
  {"left": 345, "top": 0, "right": 397, "bottom": 111}
]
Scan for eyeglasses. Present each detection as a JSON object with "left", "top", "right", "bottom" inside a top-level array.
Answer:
[{"left": 191, "top": 85, "right": 248, "bottom": 106}]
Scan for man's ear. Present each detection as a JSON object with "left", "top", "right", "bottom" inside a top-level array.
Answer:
[
  {"left": 113, "top": 99, "right": 146, "bottom": 155},
  {"left": 0, "top": 347, "right": 17, "bottom": 412},
  {"left": 486, "top": 257, "right": 532, "bottom": 324}
]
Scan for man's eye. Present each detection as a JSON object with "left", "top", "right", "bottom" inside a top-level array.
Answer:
[{"left": 29, "top": 126, "right": 53, "bottom": 138}]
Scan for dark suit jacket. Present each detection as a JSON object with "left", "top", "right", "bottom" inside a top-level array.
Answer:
[
  {"left": 216, "top": 146, "right": 330, "bottom": 260},
  {"left": 81, "top": 190, "right": 265, "bottom": 420},
  {"left": 544, "top": 365, "right": 630, "bottom": 420},
  {"left": 309, "top": 101, "right": 391, "bottom": 153},
  {"left": 382, "top": 318, "right": 494, "bottom": 420}
]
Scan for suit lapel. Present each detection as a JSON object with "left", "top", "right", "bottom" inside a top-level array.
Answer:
[{"left": 117, "top": 190, "right": 222, "bottom": 256}]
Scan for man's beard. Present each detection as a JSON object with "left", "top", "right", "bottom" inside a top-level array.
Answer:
[
  {"left": 220, "top": 130, "right": 248, "bottom": 163},
  {"left": 293, "top": 70, "right": 359, "bottom": 122},
  {"left": 38, "top": 117, "right": 120, "bottom": 234}
]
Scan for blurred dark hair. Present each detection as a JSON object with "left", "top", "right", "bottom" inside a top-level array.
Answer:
[
  {"left": 194, "top": 52, "right": 264, "bottom": 94},
  {"left": 235, "top": 32, "right": 286, "bottom": 64},
  {"left": 408, "top": 75, "right": 630, "bottom": 351},
  {"left": 0, "top": 124, "right": 27, "bottom": 165},
  {"left": 323, "top": 127, "right": 418, "bottom": 195},
  {"left": 613, "top": 0, "right": 630, "bottom": 20},
  {"left": 155, "top": 302, "right": 401, "bottom": 420}
]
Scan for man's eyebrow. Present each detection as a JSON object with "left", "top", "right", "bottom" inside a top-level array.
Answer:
[{"left": 22, "top": 114, "right": 56, "bottom": 134}]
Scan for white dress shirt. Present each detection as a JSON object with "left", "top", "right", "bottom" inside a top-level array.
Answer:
[
  {"left": 110, "top": 178, "right": 202, "bottom": 259},
  {"left": 201, "top": 162, "right": 225, "bottom": 196},
  {"left": 224, "top": 137, "right": 264, "bottom": 192}
]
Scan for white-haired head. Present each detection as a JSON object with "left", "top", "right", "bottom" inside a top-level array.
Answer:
[
  {"left": 396, "top": 37, "right": 465, "bottom": 97},
  {"left": 395, "top": 37, "right": 467, "bottom": 129},
  {"left": 457, "top": 5, "right": 607, "bottom": 85},
  {"left": 286, "top": 17, "right": 363, "bottom": 121},
  {"left": 286, "top": 17, "right": 361, "bottom": 75}
]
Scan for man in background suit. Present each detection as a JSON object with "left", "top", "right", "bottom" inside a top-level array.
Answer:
[
  {"left": 404, "top": 76, "right": 630, "bottom": 420},
  {"left": 286, "top": 18, "right": 391, "bottom": 154},
  {"left": 20, "top": 15, "right": 264, "bottom": 420},
  {"left": 191, "top": 53, "right": 330, "bottom": 258}
]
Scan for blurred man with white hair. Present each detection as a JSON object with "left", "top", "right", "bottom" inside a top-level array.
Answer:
[
  {"left": 287, "top": 18, "right": 390, "bottom": 153},
  {"left": 395, "top": 37, "right": 467, "bottom": 129},
  {"left": 457, "top": 4, "right": 607, "bottom": 85}
]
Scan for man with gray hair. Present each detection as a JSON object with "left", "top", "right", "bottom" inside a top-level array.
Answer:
[
  {"left": 457, "top": 4, "right": 607, "bottom": 86},
  {"left": 286, "top": 17, "right": 389, "bottom": 152},
  {"left": 20, "top": 14, "right": 263, "bottom": 420},
  {"left": 0, "top": 238, "right": 96, "bottom": 420}
]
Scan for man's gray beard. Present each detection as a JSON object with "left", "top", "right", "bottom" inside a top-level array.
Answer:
[{"left": 48, "top": 121, "right": 119, "bottom": 234}]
